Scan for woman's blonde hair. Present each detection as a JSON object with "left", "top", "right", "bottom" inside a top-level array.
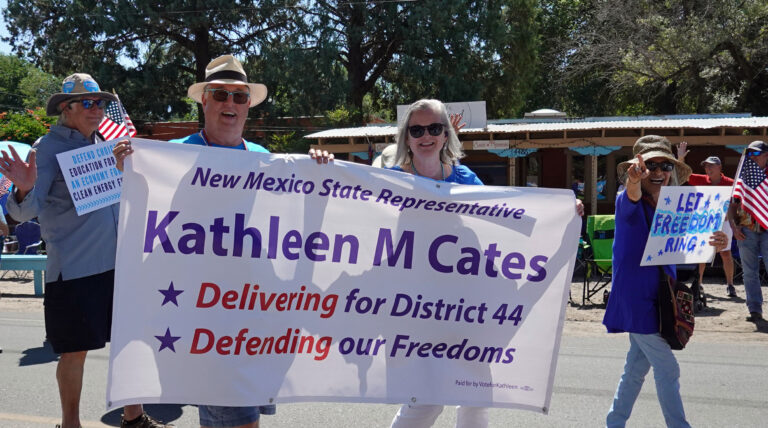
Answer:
[{"left": 394, "top": 99, "right": 464, "bottom": 167}]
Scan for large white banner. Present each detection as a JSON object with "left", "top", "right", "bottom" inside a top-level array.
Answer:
[
  {"left": 640, "top": 186, "right": 731, "bottom": 266},
  {"left": 107, "top": 139, "right": 580, "bottom": 414}
]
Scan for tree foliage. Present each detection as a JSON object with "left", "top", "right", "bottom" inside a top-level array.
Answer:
[
  {"left": 558, "top": 0, "right": 768, "bottom": 115},
  {"left": 4, "top": 0, "right": 299, "bottom": 122},
  {"left": 3, "top": 0, "right": 767, "bottom": 125}
]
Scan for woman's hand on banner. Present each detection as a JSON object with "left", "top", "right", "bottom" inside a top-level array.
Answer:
[
  {"left": 309, "top": 147, "right": 334, "bottom": 165},
  {"left": 575, "top": 199, "right": 584, "bottom": 216}
]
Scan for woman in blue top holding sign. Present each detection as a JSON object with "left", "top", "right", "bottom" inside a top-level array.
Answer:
[
  {"left": 386, "top": 99, "right": 584, "bottom": 428},
  {"left": 604, "top": 135, "right": 727, "bottom": 428}
]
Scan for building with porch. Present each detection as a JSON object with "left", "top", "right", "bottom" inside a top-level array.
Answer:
[{"left": 305, "top": 113, "right": 768, "bottom": 215}]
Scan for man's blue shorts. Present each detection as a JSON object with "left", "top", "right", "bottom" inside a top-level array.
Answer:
[{"left": 198, "top": 404, "right": 276, "bottom": 427}]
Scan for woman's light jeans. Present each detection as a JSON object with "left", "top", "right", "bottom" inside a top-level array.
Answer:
[{"left": 606, "top": 333, "right": 690, "bottom": 428}]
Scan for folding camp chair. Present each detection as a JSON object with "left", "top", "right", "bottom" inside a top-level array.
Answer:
[
  {"left": 14, "top": 221, "right": 42, "bottom": 255},
  {"left": 581, "top": 215, "right": 614, "bottom": 305},
  {"left": 2, "top": 221, "right": 42, "bottom": 279}
]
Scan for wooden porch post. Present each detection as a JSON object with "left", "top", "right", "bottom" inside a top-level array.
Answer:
[
  {"left": 587, "top": 156, "right": 597, "bottom": 215},
  {"left": 508, "top": 157, "right": 516, "bottom": 186}
]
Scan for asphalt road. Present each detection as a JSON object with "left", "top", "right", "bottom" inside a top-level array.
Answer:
[{"left": 1, "top": 310, "right": 767, "bottom": 427}]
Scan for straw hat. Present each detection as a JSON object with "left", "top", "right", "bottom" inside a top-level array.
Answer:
[
  {"left": 187, "top": 55, "right": 267, "bottom": 108},
  {"left": 617, "top": 135, "right": 692, "bottom": 183},
  {"left": 46, "top": 73, "right": 117, "bottom": 116}
]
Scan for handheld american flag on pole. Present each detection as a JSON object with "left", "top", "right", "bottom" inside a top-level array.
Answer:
[
  {"left": 732, "top": 149, "right": 768, "bottom": 229},
  {"left": 99, "top": 92, "right": 136, "bottom": 140}
]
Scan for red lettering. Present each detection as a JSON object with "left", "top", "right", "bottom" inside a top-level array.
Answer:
[
  {"left": 190, "top": 328, "right": 214, "bottom": 354},
  {"left": 196, "top": 282, "right": 220, "bottom": 308}
]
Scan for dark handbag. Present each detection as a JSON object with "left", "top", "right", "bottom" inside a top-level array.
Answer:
[{"left": 658, "top": 271, "right": 695, "bottom": 350}]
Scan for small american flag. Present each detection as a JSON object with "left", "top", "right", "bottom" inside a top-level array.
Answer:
[
  {"left": 99, "top": 94, "right": 136, "bottom": 140},
  {"left": 732, "top": 156, "right": 768, "bottom": 229}
]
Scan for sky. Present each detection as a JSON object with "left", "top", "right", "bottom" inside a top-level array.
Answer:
[{"left": 0, "top": 0, "right": 11, "bottom": 55}]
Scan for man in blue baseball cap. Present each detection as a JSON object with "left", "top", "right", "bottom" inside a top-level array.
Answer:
[{"left": 728, "top": 140, "right": 768, "bottom": 323}]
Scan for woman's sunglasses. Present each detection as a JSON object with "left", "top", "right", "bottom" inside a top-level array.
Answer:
[
  {"left": 408, "top": 123, "right": 445, "bottom": 138},
  {"left": 70, "top": 99, "right": 107, "bottom": 110},
  {"left": 645, "top": 161, "right": 675, "bottom": 172},
  {"left": 205, "top": 88, "right": 250, "bottom": 105}
]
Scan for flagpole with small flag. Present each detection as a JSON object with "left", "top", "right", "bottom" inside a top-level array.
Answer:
[
  {"left": 731, "top": 145, "right": 768, "bottom": 230},
  {"left": 98, "top": 90, "right": 137, "bottom": 140}
]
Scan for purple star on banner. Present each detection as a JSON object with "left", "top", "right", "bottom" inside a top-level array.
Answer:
[
  {"left": 658, "top": 249, "right": 663, "bottom": 256},
  {"left": 704, "top": 199, "right": 711, "bottom": 209},
  {"left": 646, "top": 255, "right": 653, "bottom": 262},
  {"left": 159, "top": 282, "right": 184, "bottom": 306},
  {"left": 155, "top": 328, "right": 181, "bottom": 352},
  {"left": 664, "top": 196, "right": 672, "bottom": 205},
  {"left": 714, "top": 194, "right": 721, "bottom": 201},
  {"left": 701, "top": 240, "right": 707, "bottom": 247}
]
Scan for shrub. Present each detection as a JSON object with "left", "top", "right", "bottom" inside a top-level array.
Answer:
[{"left": 0, "top": 108, "right": 56, "bottom": 143}]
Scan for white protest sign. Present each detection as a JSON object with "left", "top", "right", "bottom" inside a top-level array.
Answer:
[
  {"left": 55, "top": 140, "right": 123, "bottom": 215},
  {"left": 640, "top": 186, "right": 732, "bottom": 266},
  {"left": 107, "top": 138, "right": 580, "bottom": 413}
]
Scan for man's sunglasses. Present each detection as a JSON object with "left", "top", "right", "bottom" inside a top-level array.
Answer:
[
  {"left": 205, "top": 88, "right": 250, "bottom": 105},
  {"left": 70, "top": 99, "right": 107, "bottom": 110},
  {"left": 645, "top": 161, "right": 675, "bottom": 172},
  {"left": 408, "top": 123, "right": 445, "bottom": 138}
]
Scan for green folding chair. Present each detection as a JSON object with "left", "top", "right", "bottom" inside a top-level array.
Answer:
[{"left": 582, "top": 214, "right": 614, "bottom": 305}]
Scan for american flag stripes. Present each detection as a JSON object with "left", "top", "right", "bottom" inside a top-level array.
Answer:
[
  {"left": 99, "top": 95, "right": 136, "bottom": 140},
  {"left": 732, "top": 156, "right": 768, "bottom": 229}
]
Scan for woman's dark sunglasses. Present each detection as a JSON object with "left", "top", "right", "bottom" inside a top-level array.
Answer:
[
  {"left": 408, "top": 123, "right": 445, "bottom": 138},
  {"left": 205, "top": 88, "right": 250, "bottom": 105},
  {"left": 645, "top": 161, "right": 675, "bottom": 172},
  {"left": 70, "top": 99, "right": 107, "bottom": 110}
]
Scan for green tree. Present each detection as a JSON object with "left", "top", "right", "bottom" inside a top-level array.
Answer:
[
  {"left": 386, "top": 0, "right": 539, "bottom": 118},
  {"left": 290, "top": 0, "right": 539, "bottom": 121},
  {"left": 561, "top": 0, "right": 768, "bottom": 115},
  {"left": 0, "top": 55, "right": 32, "bottom": 110},
  {"left": 18, "top": 67, "right": 62, "bottom": 109},
  {"left": 4, "top": 1, "right": 300, "bottom": 121}
]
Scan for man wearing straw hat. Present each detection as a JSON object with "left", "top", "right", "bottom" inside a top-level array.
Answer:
[
  {"left": 114, "top": 54, "right": 309, "bottom": 428},
  {"left": 0, "top": 74, "right": 170, "bottom": 428}
]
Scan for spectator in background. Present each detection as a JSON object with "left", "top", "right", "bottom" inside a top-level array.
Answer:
[
  {"left": 677, "top": 142, "right": 737, "bottom": 297},
  {"left": 728, "top": 140, "right": 768, "bottom": 323}
]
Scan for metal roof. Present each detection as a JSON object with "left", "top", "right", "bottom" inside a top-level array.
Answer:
[{"left": 305, "top": 116, "right": 768, "bottom": 140}]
